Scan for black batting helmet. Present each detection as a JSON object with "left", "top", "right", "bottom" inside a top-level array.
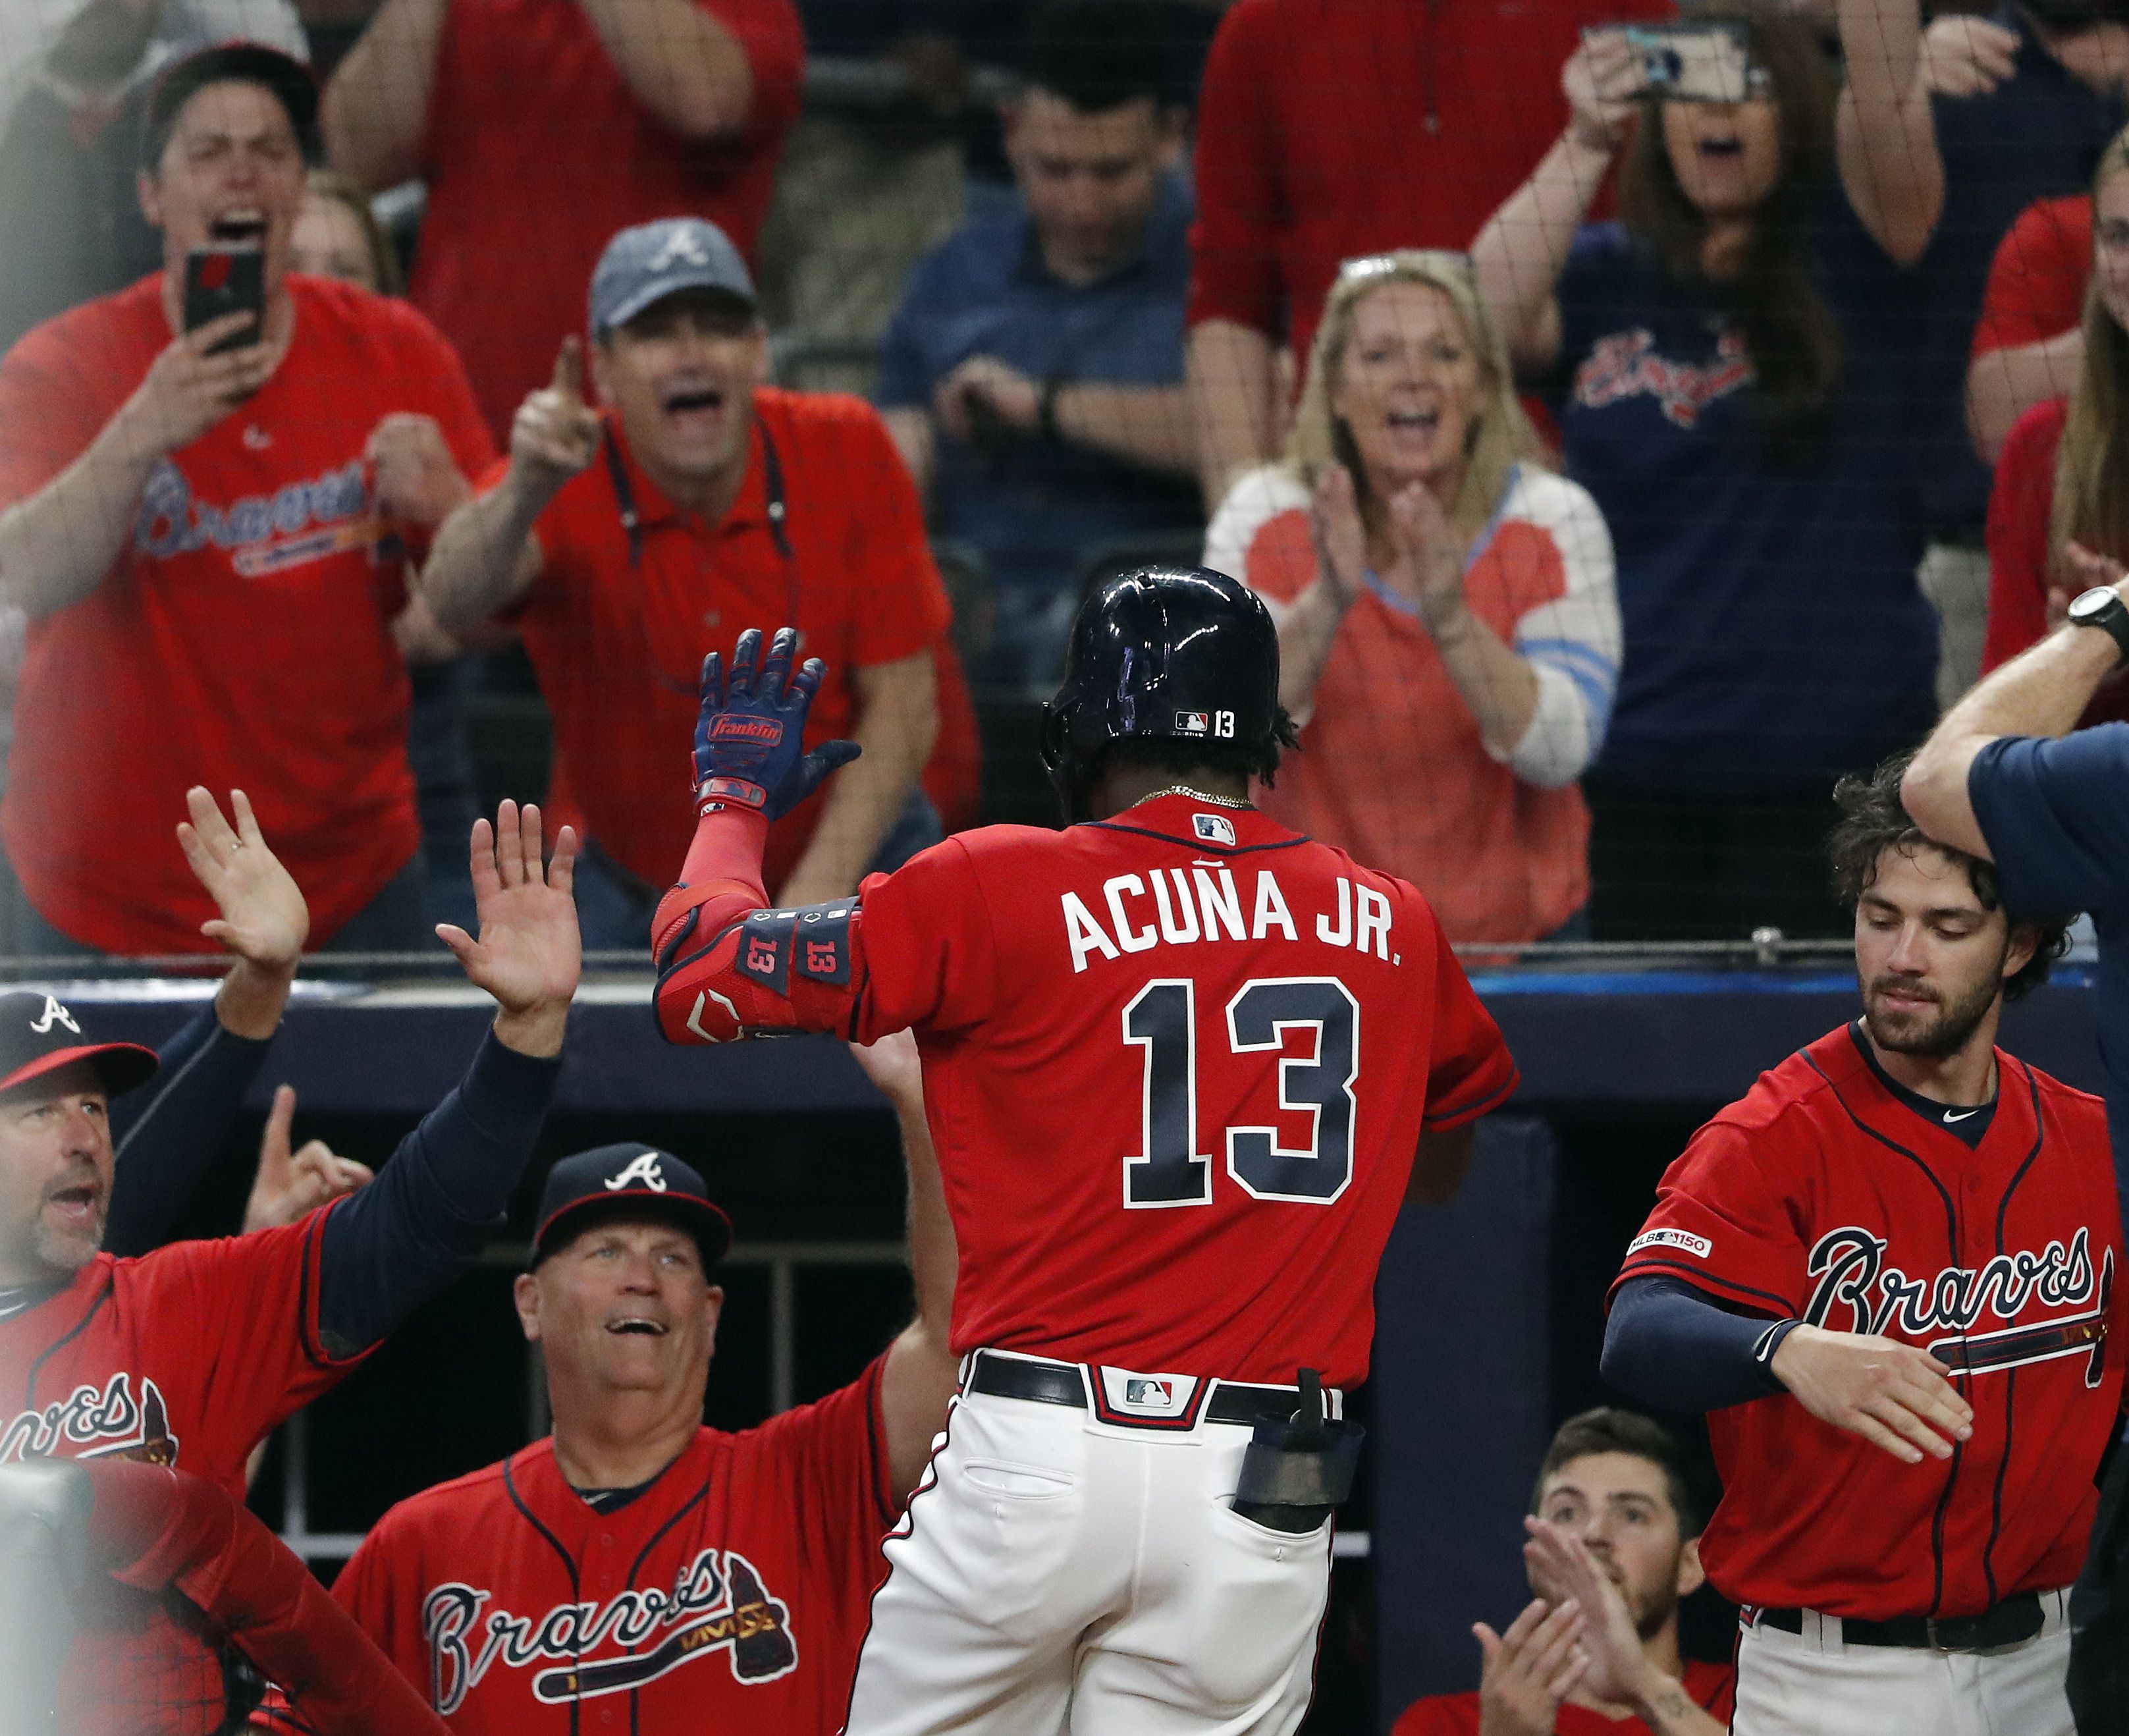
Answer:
[{"left": 1038, "top": 565, "right": 1289, "bottom": 821}]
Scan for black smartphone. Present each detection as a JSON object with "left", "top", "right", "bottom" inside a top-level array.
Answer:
[{"left": 183, "top": 247, "right": 265, "bottom": 354}]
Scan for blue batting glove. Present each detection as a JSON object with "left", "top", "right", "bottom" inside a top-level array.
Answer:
[{"left": 692, "top": 626, "right": 861, "bottom": 821}]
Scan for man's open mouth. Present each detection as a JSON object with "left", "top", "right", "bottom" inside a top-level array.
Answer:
[{"left": 208, "top": 210, "right": 268, "bottom": 246}]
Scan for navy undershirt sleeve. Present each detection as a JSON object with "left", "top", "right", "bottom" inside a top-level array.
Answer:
[
  {"left": 315, "top": 1032, "right": 558, "bottom": 1355},
  {"left": 105, "top": 1005, "right": 275, "bottom": 1257},
  {"left": 1602, "top": 1274, "right": 1801, "bottom": 1414}
]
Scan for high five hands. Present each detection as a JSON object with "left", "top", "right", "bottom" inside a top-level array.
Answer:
[{"left": 438, "top": 800, "right": 582, "bottom": 1058}]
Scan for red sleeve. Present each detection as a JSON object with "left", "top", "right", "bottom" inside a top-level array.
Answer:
[
  {"left": 1418, "top": 907, "right": 1518, "bottom": 1128},
  {"left": 1980, "top": 402, "right": 2067, "bottom": 676},
  {"left": 1388, "top": 1695, "right": 1479, "bottom": 1736},
  {"left": 1970, "top": 196, "right": 2091, "bottom": 360},
  {"left": 702, "top": 0, "right": 805, "bottom": 142},
  {"left": 1186, "top": 0, "right": 1284, "bottom": 337},
  {"left": 0, "top": 315, "right": 114, "bottom": 506},
  {"left": 651, "top": 810, "right": 996, "bottom": 1044},
  {"left": 761, "top": 1355, "right": 896, "bottom": 1611},
  {"left": 1243, "top": 508, "right": 1319, "bottom": 607},
  {"left": 1688, "top": 1659, "right": 1738, "bottom": 1723},
  {"left": 1611, "top": 1118, "right": 1806, "bottom": 1318},
  {"left": 248, "top": 1526, "right": 408, "bottom": 1736},
  {"left": 844, "top": 407, "right": 952, "bottom": 669},
  {"left": 396, "top": 302, "right": 499, "bottom": 479}
]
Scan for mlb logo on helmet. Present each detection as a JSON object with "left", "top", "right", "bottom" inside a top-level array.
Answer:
[{"left": 1175, "top": 711, "right": 1210, "bottom": 736}]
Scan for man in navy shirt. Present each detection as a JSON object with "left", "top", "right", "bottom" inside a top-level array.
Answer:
[
  {"left": 876, "top": 0, "right": 1200, "bottom": 692},
  {"left": 1904, "top": 564, "right": 2129, "bottom": 1729},
  {"left": 1900, "top": 0, "right": 2124, "bottom": 702}
]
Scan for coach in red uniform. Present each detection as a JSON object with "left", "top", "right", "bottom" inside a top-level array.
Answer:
[
  {"left": 1603, "top": 755, "right": 2120, "bottom": 1735},
  {"left": 649, "top": 576, "right": 1517, "bottom": 1733},
  {"left": 257, "top": 1034, "right": 955, "bottom": 1736},
  {"left": 0, "top": 42, "right": 495, "bottom": 957}
]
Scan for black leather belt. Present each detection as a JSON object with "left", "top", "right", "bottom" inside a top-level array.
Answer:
[
  {"left": 965, "top": 1351, "right": 1319, "bottom": 1428},
  {"left": 1758, "top": 1592, "right": 2048, "bottom": 1652}
]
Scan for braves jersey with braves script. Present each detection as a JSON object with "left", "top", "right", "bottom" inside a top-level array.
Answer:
[
  {"left": 1, "top": 1212, "right": 366, "bottom": 1734},
  {"left": 655, "top": 796, "right": 1517, "bottom": 1390},
  {"left": 263, "top": 1361, "right": 893, "bottom": 1736},
  {"left": 1613, "top": 1025, "right": 2124, "bottom": 1619}
]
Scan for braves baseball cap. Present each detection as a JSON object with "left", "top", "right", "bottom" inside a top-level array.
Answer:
[
  {"left": 589, "top": 218, "right": 757, "bottom": 339},
  {"left": 0, "top": 993, "right": 157, "bottom": 1100},
  {"left": 531, "top": 1144, "right": 735, "bottom": 1270},
  {"left": 142, "top": 40, "right": 319, "bottom": 172}
]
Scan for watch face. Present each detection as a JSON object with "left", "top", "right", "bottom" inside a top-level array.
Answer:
[{"left": 2070, "top": 585, "right": 2121, "bottom": 624}]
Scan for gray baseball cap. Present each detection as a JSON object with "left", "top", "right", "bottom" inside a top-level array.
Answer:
[{"left": 589, "top": 218, "right": 757, "bottom": 338}]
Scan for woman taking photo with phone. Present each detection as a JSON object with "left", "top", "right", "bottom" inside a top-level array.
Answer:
[{"left": 1472, "top": 0, "right": 1945, "bottom": 940}]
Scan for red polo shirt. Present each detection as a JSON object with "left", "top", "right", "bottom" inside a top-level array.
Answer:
[
  {"left": 506, "top": 389, "right": 952, "bottom": 896},
  {"left": 412, "top": 0, "right": 805, "bottom": 444},
  {"left": 1971, "top": 193, "right": 2091, "bottom": 361},
  {"left": 1188, "top": 0, "right": 1669, "bottom": 367},
  {"left": 0, "top": 274, "right": 494, "bottom": 954}
]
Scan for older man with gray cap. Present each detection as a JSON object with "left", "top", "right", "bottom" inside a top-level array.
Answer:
[{"left": 421, "top": 216, "right": 952, "bottom": 948}]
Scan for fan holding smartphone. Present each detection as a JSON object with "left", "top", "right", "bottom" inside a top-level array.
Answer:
[{"left": 0, "top": 40, "right": 500, "bottom": 962}]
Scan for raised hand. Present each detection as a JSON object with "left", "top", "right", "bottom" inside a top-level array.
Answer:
[
  {"left": 177, "top": 786, "right": 308, "bottom": 969},
  {"left": 1771, "top": 1324, "right": 1975, "bottom": 1464},
  {"left": 1474, "top": 1596, "right": 1587, "bottom": 1736},
  {"left": 243, "top": 1084, "right": 375, "bottom": 1234},
  {"left": 1309, "top": 462, "right": 1368, "bottom": 607},
  {"left": 437, "top": 800, "right": 581, "bottom": 1058},
  {"left": 509, "top": 337, "right": 603, "bottom": 501},
  {"left": 1522, "top": 1517, "right": 1650, "bottom": 1710},
  {"left": 367, "top": 412, "right": 472, "bottom": 529},
  {"left": 1563, "top": 28, "right": 1646, "bottom": 155},
  {"left": 1388, "top": 481, "right": 1470, "bottom": 634},
  {"left": 693, "top": 626, "right": 861, "bottom": 821},
  {"left": 1917, "top": 13, "right": 2018, "bottom": 98},
  {"left": 120, "top": 311, "right": 283, "bottom": 456}
]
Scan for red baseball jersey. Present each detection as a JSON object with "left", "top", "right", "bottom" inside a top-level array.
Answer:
[
  {"left": 262, "top": 1363, "right": 894, "bottom": 1736},
  {"left": 0, "top": 274, "right": 495, "bottom": 954},
  {"left": 1613, "top": 1025, "right": 2125, "bottom": 1620},
  {"left": 656, "top": 796, "right": 1518, "bottom": 1390},
  {"left": 1391, "top": 1658, "right": 1737, "bottom": 1735},
  {"left": 0, "top": 1214, "right": 367, "bottom": 1735}
]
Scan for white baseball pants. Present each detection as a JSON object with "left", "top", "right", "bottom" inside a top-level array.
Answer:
[
  {"left": 1734, "top": 1592, "right": 2073, "bottom": 1736},
  {"left": 842, "top": 1356, "right": 1334, "bottom": 1736}
]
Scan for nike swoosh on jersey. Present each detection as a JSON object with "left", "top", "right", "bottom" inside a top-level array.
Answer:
[{"left": 1944, "top": 1110, "right": 1981, "bottom": 1123}]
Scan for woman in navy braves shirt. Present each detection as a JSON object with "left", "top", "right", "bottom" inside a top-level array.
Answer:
[{"left": 1473, "top": 1, "right": 1947, "bottom": 941}]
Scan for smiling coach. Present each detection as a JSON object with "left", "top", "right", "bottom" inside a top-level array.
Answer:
[{"left": 420, "top": 218, "right": 950, "bottom": 946}]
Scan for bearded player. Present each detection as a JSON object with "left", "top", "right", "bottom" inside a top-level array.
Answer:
[
  {"left": 1, "top": 794, "right": 581, "bottom": 1735},
  {"left": 651, "top": 569, "right": 1517, "bottom": 1735},
  {"left": 1602, "top": 754, "right": 2121, "bottom": 1735}
]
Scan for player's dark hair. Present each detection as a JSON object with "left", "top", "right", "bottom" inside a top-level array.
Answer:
[
  {"left": 1828, "top": 752, "right": 2070, "bottom": 1002},
  {"left": 1023, "top": 0, "right": 1169, "bottom": 115},
  {"left": 1094, "top": 709, "right": 1300, "bottom": 794},
  {"left": 1532, "top": 1408, "right": 1705, "bottom": 1539}
]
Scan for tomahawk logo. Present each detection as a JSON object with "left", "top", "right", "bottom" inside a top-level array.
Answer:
[
  {"left": 423, "top": 1548, "right": 798, "bottom": 1711},
  {"left": 604, "top": 1152, "right": 668, "bottom": 1193},
  {"left": 30, "top": 995, "right": 78, "bottom": 1035}
]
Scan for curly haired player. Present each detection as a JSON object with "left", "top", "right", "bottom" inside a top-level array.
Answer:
[
  {"left": 1603, "top": 754, "right": 2121, "bottom": 1736},
  {"left": 650, "top": 574, "right": 1517, "bottom": 1735}
]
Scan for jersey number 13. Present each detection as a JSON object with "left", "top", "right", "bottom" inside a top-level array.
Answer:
[{"left": 1122, "top": 977, "right": 1358, "bottom": 1208}]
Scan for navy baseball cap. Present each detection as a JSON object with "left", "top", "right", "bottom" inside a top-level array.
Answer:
[
  {"left": 589, "top": 219, "right": 757, "bottom": 339},
  {"left": 142, "top": 41, "right": 319, "bottom": 171},
  {"left": 0, "top": 993, "right": 157, "bottom": 1100},
  {"left": 531, "top": 1144, "right": 734, "bottom": 1270}
]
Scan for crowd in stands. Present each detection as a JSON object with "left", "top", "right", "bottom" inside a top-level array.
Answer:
[{"left": 1, "top": 0, "right": 2127, "bottom": 956}]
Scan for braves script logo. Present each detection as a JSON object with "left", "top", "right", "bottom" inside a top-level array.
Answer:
[
  {"left": 1804, "top": 1226, "right": 2114, "bottom": 1385},
  {"left": 423, "top": 1548, "right": 797, "bottom": 1710},
  {"left": 133, "top": 458, "right": 375, "bottom": 577},
  {"left": 1572, "top": 329, "right": 1753, "bottom": 429},
  {"left": 0, "top": 1372, "right": 180, "bottom": 1465}
]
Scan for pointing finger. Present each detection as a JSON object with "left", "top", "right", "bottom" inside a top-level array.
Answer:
[
  {"left": 261, "top": 1084, "right": 297, "bottom": 1169},
  {"left": 552, "top": 335, "right": 583, "bottom": 401}
]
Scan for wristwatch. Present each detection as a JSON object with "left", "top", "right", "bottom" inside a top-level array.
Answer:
[{"left": 2067, "top": 584, "right": 2129, "bottom": 666}]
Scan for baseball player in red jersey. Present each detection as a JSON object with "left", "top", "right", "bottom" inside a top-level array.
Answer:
[
  {"left": 254, "top": 1033, "right": 957, "bottom": 1736},
  {"left": 649, "top": 568, "right": 1519, "bottom": 1733},
  {"left": 1602, "top": 756, "right": 2123, "bottom": 1735},
  {"left": 1, "top": 796, "right": 583, "bottom": 1736}
]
